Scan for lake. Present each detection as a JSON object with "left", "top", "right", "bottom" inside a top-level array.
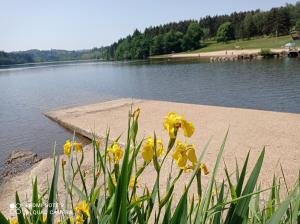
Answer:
[{"left": 1, "top": 58, "right": 300, "bottom": 167}]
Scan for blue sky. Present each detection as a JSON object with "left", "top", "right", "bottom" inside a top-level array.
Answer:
[{"left": 0, "top": 0, "right": 298, "bottom": 52}]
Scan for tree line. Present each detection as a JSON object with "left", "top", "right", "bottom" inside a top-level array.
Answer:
[
  {"left": 101, "top": 1, "right": 300, "bottom": 60},
  {"left": 0, "top": 49, "right": 105, "bottom": 66}
]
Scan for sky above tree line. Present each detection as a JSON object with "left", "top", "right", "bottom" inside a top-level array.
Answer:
[{"left": 0, "top": 0, "right": 298, "bottom": 52}]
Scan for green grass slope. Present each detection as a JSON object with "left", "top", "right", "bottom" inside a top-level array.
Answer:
[{"left": 191, "top": 35, "right": 298, "bottom": 53}]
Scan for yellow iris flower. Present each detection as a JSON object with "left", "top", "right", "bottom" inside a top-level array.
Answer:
[
  {"left": 63, "top": 140, "right": 72, "bottom": 157},
  {"left": 75, "top": 214, "right": 84, "bottom": 224},
  {"left": 172, "top": 141, "right": 197, "bottom": 170},
  {"left": 163, "top": 112, "right": 183, "bottom": 139},
  {"left": 129, "top": 176, "right": 138, "bottom": 189},
  {"left": 42, "top": 215, "right": 47, "bottom": 223},
  {"left": 74, "top": 141, "right": 83, "bottom": 152},
  {"left": 181, "top": 119, "right": 195, "bottom": 138},
  {"left": 141, "top": 137, "right": 164, "bottom": 162},
  {"left": 163, "top": 112, "right": 195, "bottom": 139},
  {"left": 107, "top": 142, "right": 123, "bottom": 164},
  {"left": 10, "top": 218, "right": 18, "bottom": 224},
  {"left": 64, "top": 140, "right": 84, "bottom": 157},
  {"left": 75, "top": 200, "right": 90, "bottom": 217}
]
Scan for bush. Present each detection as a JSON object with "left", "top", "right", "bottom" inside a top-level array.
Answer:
[
  {"left": 1, "top": 109, "right": 299, "bottom": 224},
  {"left": 260, "top": 48, "right": 274, "bottom": 58}
]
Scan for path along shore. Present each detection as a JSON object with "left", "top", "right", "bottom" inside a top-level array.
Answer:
[
  {"left": 1, "top": 99, "right": 300, "bottom": 215},
  {"left": 151, "top": 48, "right": 289, "bottom": 59}
]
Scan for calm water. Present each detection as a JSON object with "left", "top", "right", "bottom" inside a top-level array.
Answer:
[{"left": 0, "top": 58, "right": 300, "bottom": 166}]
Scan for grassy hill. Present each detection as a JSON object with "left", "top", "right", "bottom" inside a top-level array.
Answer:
[{"left": 190, "top": 35, "right": 298, "bottom": 53}]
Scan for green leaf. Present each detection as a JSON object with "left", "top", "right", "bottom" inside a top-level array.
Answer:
[
  {"left": 16, "top": 192, "right": 25, "bottom": 224},
  {"left": 267, "top": 186, "right": 298, "bottom": 224},
  {"left": 145, "top": 179, "right": 158, "bottom": 222},
  {"left": 224, "top": 151, "right": 250, "bottom": 223},
  {"left": 291, "top": 192, "right": 300, "bottom": 224},
  {"left": 159, "top": 184, "right": 174, "bottom": 209},
  {"left": 111, "top": 112, "right": 132, "bottom": 224},
  {"left": 46, "top": 155, "right": 60, "bottom": 224},
  {"left": 198, "top": 130, "right": 228, "bottom": 223},
  {"left": 0, "top": 211, "right": 9, "bottom": 224},
  {"left": 235, "top": 151, "right": 250, "bottom": 197},
  {"left": 224, "top": 162, "right": 237, "bottom": 200},
  {"left": 227, "top": 148, "right": 265, "bottom": 223},
  {"left": 212, "top": 181, "right": 225, "bottom": 224},
  {"left": 32, "top": 177, "right": 40, "bottom": 223},
  {"left": 133, "top": 204, "right": 143, "bottom": 224},
  {"left": 76, "top": 157, "right": 88, "bottom": 197},
  {"left": 266, "top": 175, "right": 276, "bottom": 218},
  {"left": 72, "top": 184, "right": 88, "bottom": 201},
  {"left": 170, "top": 190, "right": 188, "bottom": 224},
  {"left": 162, "top": 197, "right": 173, "bottom": 224}
]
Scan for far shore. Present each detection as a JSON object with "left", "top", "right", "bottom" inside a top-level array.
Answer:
[{"left": 0, "top": 58, "right": 105, "bottom": 69}]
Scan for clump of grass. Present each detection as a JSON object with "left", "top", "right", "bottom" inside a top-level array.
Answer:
[
  {"left": 1, "top": 109, "right": 299, "bottom": 224},
  {"left": 260, "top": 48, "right": 274, "bottom": 58}
]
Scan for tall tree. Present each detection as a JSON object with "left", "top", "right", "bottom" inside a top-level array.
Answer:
[
  {"left": 164, "top": 30, "right": 183, "bottom": 53},
  {"left": 151, "top": 34, "right": 165, "bottom": 55},
  {"left": 181, "top": 22, "right": 204, "bottom": 50},
  {"left": 216, "top": 22, "right": 235, "bottom": 42},
  {"left": 265, "top": 8, "right": 291, "bottom": 36},
  {"left": 243, "top": 14, "right": 258, "bottom": 39},
  {"left": 295, "top": 20, "right": 300, "bottom": 30}
]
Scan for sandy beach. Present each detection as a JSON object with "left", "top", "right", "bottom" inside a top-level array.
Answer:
[
  {"left": 1, "top": 98, "right": 300, "bottom": 215},
  {"left": 152, "top": 48, "right": 289, "bottom": 59}
]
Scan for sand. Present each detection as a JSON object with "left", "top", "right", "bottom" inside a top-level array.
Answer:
[
  {"left": 153, "top": 48, "right": 288, "bottom": 59},
  {"left": 1, "top": 98, "right": 300, "bottom": 216}
]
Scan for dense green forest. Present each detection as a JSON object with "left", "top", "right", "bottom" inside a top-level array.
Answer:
[
  {"left": 103, "top": 1, "right": 300, "bottom": 60},
  {"left": 0, "top": 49, "right": 107, "bottom": 66},
  {"left": 1, "top": 1, "right": 300, "bottom": 65}
]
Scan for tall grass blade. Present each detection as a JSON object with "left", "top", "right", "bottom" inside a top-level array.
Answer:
[
  {"left": 170, "top": 190, "right": 188, "bottom": 224},
  {"left": 111, "top": 112, "right": 132, "bottom": 224},
  {"left": 0, "top": 212, "right": 9, "bottom": 224},
  {"left": 162, "top": 197, "right": 173, "bottom": 224},
  {"left": 226, "top": 148, "right": 265, "bottom": 223},
  {"left": 198, "top": 130, "right": 228, "bottom": 223},
  {"left": 212, "top": 181, "right": 225, "bottom": 224},
  {"left": 16, "top": 192, "right": 25, "bottom": 224},
  {"left": 225, "top": 151, "right": 250, "bottom": 222},
  {"left": 46, "top": 155, "right": 60, "bottom": 224},
  {"left": 267, "top": 187, "right": 298, "bottom": 224},
  {"left": 32, "top": 177, "right": 40, "bottom": 223}
]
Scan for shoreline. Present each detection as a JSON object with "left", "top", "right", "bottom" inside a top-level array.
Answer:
[
  {"left": 0, "top": 58, "right": 106, "bottom": 69},
  {"left": 150, "top": 48, "right": 291, "bottom": 60}
]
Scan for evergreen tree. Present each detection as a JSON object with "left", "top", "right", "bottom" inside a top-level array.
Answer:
[
  {"left": 151, "top": 34, "right": 165, "bottom": 55},
  {"left": 295, "top": 20, "right": 300, "bottom": 30},
  {"left": 243, "top": 14, "right": 258, "bottom": 39}
]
